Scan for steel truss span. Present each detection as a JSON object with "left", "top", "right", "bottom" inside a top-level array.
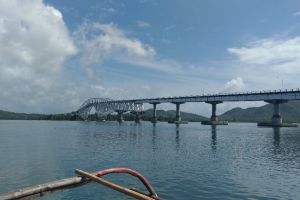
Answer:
[{"left": 77, "top": 98, "right": 144, "bottom": 119}]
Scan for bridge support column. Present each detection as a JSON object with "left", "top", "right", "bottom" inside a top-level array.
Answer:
[
  {"left": 134, "top": 112, "right": 142, "bottom": 123},
  {"left": 175, "top": 103, "right": 181, "bottom": 121},
  {"left": 202, "top": 101, "right": 228, "bottom": 125},
  {"left": 211, "top": 102, "right": 218, "bottom": 121},
  {"left": 168, "top": 102, "right": 188, "bottom": 124},
  {"left": 150, "top": 103, "right": 160, "bottom": 123},
  {"left": 272, "top": 101, "right": 282, "bottom": 125},
  {"left": 258, "top": 100, "right": 297, "bottom": 127},
  {"left": 117, "top": 111, "right": 125, "bottom": 123}
]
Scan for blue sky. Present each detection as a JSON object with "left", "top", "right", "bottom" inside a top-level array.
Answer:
[
  {"left": 1, "top": 0, "right": 300, "bottom": 115},
  {"left": 48, "top": 0, "right": 300, "bottom": 61}
]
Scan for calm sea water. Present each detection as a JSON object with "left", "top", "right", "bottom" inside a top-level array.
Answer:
[{"left": 0, "top": 120, "right": 299, "bottom": 199}]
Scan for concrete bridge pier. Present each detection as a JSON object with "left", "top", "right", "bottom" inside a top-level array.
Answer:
[
  {"left": 169, "top": 102, "right": 188, "bottom": 124},
  {"left": 150, "top": 102, "right": 160, "bottom": 123},
  {"left": 202, "top": 101, "right": 228, "bottom": 125},
  {"left": 116, "top": 110, "right": 125, "bottom": 123},
  {"left": 210, "top": 102, "right": 219, "bottom": 121},
  {"left": 272, "top": 101, "right": 283, "bottom": 125},
  {"left": 258, "top": 100, "right": 297, "bottom": 127},
  {"left": 175, "top": 102, "right": 181, "bottom": 121},
  {"left": 134, "top": 112, "right": 142, "bottom": 123}
]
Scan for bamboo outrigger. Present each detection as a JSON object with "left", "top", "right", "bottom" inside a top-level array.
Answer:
[{"left": 0, "top": 168, "right": 161, "bottom": 200}]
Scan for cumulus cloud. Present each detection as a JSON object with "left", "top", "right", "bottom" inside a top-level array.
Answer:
[
  {"left": 0, "top": 0, "right": 77, "bottom": 77},
  {"left": 228, "top": 37, "right": 300, "bottom": 74},
  {"left": 0, "top": 0, "right": 77, "bottom": 112},
  {"left": 221, "top": 77, "right": 245, "bottom": 93}
]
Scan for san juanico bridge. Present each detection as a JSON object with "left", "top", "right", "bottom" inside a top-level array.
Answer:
[{"left": 77, "top": 88, "right": 300, "bottom": 127}]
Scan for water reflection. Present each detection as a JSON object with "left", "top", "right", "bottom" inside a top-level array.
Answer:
[
  {"left": 272, "top": 127, "right": 281, "bottom": 155},
  {"left": 129, "top": 123, "right": 143, "bottom": 146},
  {"left": 211, "top": 125, "right": 217, "bottom": 150},
  {"left": 152, "top": 123, "right": 156, "bottom": 152},
  {"left": 117, "top": 122, "right": 124, "bottom": 137},
  {"left": 273, "top": 127, "right": 280, "bottom": 145},
  {"left": 175, "top": 124, "right": 180, "bottom": 150}
]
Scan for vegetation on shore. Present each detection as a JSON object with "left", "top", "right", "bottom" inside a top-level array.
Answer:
[{"left": 0, "top": 109, "right": 208, "bottom": 122}]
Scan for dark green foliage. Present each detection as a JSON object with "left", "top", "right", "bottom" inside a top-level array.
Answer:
[
  {"left": 0, "top": 110, "right": 46, "bottom": 120},
  {"left": 0, "top": 110, "right": 82, "bottom": 121}
]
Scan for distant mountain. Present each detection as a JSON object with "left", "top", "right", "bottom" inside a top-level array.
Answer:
[
  {"left": 220, "top": 101, "right": 300, "bottom": 123},
  {"left": 0, "top": 110, "right": 77, "bottom": 120},
  {"left": 0, "top": 110, "right": 45, "bottom": 120}
]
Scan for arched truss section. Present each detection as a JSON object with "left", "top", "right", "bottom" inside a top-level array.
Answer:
[{"left": 77, "top": 98, "right": 144, "bottom": 119}]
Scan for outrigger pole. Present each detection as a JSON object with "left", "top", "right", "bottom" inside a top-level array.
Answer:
[{"left": 0, "top": 168, "right": 160, "bottom": 200}]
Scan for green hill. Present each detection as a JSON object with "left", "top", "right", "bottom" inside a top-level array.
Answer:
[
  {"left": 0, "top": 110, "right": 46, "bottom": 120},
  {"left": 220, "top": 101, "right": 300, "bottom": 123},
  {"left": 0, "top": 110, "right": 78, "bottom": 120}
]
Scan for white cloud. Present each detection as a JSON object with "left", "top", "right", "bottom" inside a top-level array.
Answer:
[
  {"left": 293, "top": 11, "right": 300, "bottom": 16},
  {"left": 120, "top": 57, "right": 182, "bottom": 73},
  {"left": 221, "top": 77, "right": 245, "bottom": 93},
  {"left": 85, "top": 67, "right": 102, "bottom": 82},
  {"left": 136, "top": 20, "right": 151, "bottom": 28},
  {"left": 228, "top": 37, "right": 300, "bottom": 74},
  {"left": 74, "top": 22, "right": 183, "bottom": 73},
  {"left": 75, "top": 22, "right": 155, "bottom": 66},
  {"left": 91, "top": 84, "right": 105, "bottom": 91},
  {"left": 0, "top": 0, "right": 77, "bottom": 76},
  {"left": 102, "top": 7, "right": 116, "bottom": 13},
  {"left": 163, "top": 25, "right": 175, "bottom": 31},
  {"left": 0, "top": 0, "right": 77, "bottom": 112}
]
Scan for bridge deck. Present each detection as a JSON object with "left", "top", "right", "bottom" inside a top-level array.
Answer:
[
  {"left": 131, "top": 89, "right": 300, "bottom": 104},
  {"left": 78, "top": 89, "right": 300, "bottom": 113}
]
